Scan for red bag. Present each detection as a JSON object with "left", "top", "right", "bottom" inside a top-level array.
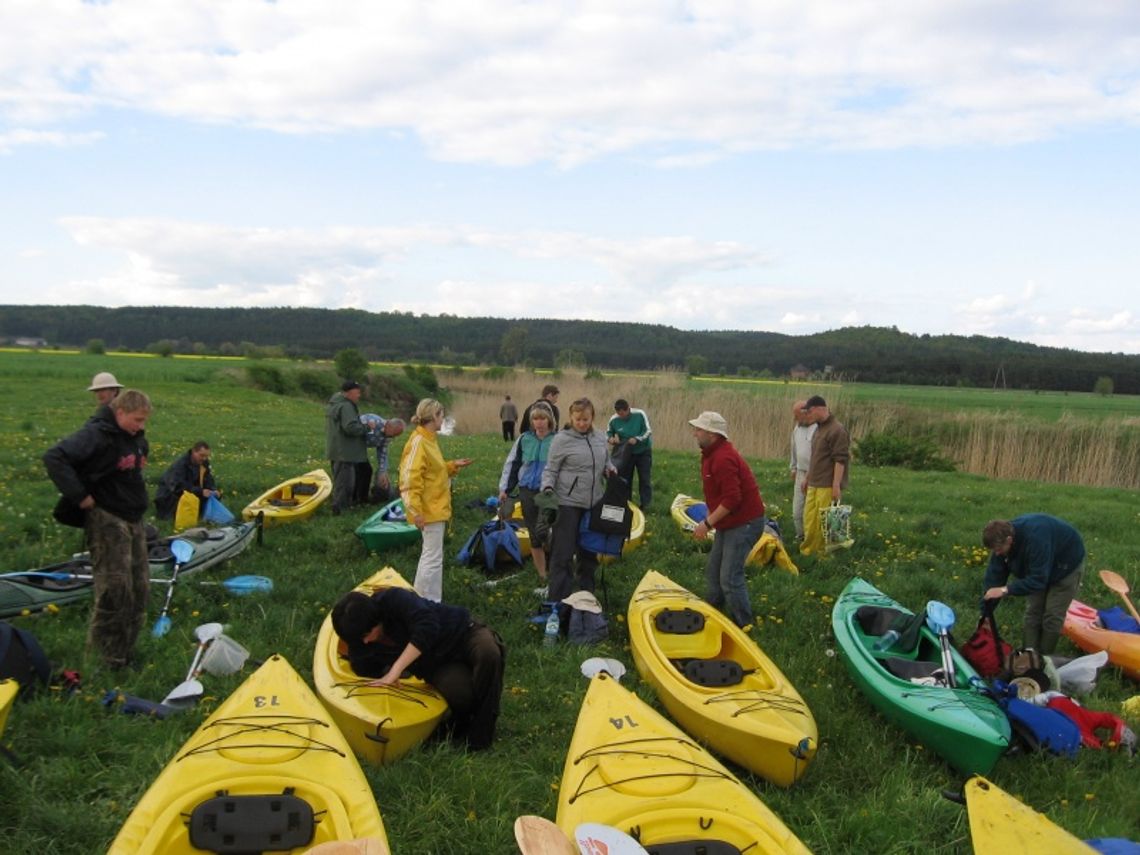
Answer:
[{"left": 961, "top": 602, "right": 1012, "bottom": 678}]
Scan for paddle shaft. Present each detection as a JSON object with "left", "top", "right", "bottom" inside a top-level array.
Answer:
[{"left": 5, "top": 570, "right": 269, "bottom": 594}]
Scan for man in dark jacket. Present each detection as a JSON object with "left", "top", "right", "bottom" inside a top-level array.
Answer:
[
  {"left": 982, "top": 514, "right": 1086, "bottom": 654},
  {"left": 332, "top": 586, "right": 505, "bottom": 750},
  {"left": 154, "top": 440, "right": 218, "bottom": 519},
  {"left": 44, "top": 390, "right": 152, "bottom": 670},
  {"left": 326, "top": 380, "right": 371, "bottom": 514}
]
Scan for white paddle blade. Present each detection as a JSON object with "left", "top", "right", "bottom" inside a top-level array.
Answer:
[
  {"left": 575, "top": 823, "right": 649, "bottom": 854},
  {"left": 162, "top": 678, "right": 204, "bottom": 706},
  {"left": 580, "top": 657, "right": 627, "bottom": 681}
]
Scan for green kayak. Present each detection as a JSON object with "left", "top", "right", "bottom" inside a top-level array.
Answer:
[
  {"left": 355, "top": 499, "right": 420, "bottom": 553},
  {"left": 832, "top": 577, "right": 1010, "bottom": 775},
  {"left": 0, "top": 522, "right": 258, "bottom": 618}
]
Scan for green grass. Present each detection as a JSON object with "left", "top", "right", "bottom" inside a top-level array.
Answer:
[{"left": 1, "top": 351, "right": 1138, "bottom": 853}]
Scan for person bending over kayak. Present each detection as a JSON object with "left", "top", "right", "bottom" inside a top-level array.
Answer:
[{"left": 331, "top": 585, "right": 505, "bottom": 751}]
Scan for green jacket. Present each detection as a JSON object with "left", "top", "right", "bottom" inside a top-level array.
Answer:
[
  {"left": 606, "top": 408, "right": 652, "bottom": 455},
  {"left": 325, "top": 392, "right": 368, "bottom": 463}
]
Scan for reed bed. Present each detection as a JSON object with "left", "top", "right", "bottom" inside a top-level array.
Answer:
[{"left": 444, "top": 369, "right": 1140, "bottom": 489}]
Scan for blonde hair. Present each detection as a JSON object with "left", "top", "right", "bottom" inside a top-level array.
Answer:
[
  {"left": 568, "top": 397, "right": 594, "bottom": 418},
  {"left": 529, "top": 402, "right": 555, "bottom": 427},
  {"left": 411, "top": 398, "right": 443, "bottom": 426},
  {"left": 112, "top": 389, "right": 152, "bottom": 414}
]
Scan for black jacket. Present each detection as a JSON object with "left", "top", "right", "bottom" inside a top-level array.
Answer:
[
  {"left": 43, "top": 407, "right": 150, "bottom": 523},
  {"left": 154, "top": 449, "right": 216, "bottom": 519},
  {"left": 345, "top": 588, "right": 472, "bottom": 681}
]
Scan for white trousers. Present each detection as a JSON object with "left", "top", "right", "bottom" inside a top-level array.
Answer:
[
  {"left": 414, "top": 521, "right": 447, "bottom": 602},
  {"left": 793, "top": 470, "right": 808, "bottom": 539}
]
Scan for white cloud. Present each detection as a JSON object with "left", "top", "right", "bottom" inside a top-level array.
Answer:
[
  {"left": 0, "top": 128, "right": 104, "bottom": 154},
  {"left": 3, "top": 2, "right": 1140, "bottom": 163}
]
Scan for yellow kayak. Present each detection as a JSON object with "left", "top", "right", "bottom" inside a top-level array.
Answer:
[
  {"left": 108, "top": 655, "right": 388, "bottom": 854},
  {"left": 514, "top": 500, "right": 645, "bottom": 561},
  {"left": 628, "top": 570, "right": 816, "bottom": 787},
  {"left": 557, "top": 671, "right": 812, "bottom": 853},
  {"left": 965, "top": 776, "right": 1097, "bottom": 854},
  {"left": 313, "top": 567, "right": 449, "bottom": 765},
  {"left": 242, "top": 469, "right": 332, "bottom": 527},
  {"left": 672, "top": 493, "right": 797, "bottom": 574},
  {"left": 0, "top": 678, "right": 17, "bottom": 740}
]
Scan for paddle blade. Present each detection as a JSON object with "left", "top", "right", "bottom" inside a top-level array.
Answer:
[
  {"left": 575, "top": 823, "right": 649, "bottom": 855},
  {"left": 514, "top": 816, "right": 575, "bottom": 855},
  {"left": 170, "top": 539, "right": 194, "bottom": 564},
  {"left": 221, "top": 575, "right": 273, "bottom": 595},
  {"left": 925, "top": 600, "right": 956, "bottom": 634},
  {"left": 152, "top": 614, "right": 173, "bottom": 637},
  {"left": 1099, "top": 569, "right": 1131, "bottom": 595}
]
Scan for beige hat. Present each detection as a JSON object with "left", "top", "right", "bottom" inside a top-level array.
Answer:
[
  {"left": 688, "top": 411, "right": 728, "bottom": 437},
  {"left": 561, "top": 590, "right": 603, "bottom": 614},
  {"left": 87, "top": 371, "right": 123, "bottom": 391}
]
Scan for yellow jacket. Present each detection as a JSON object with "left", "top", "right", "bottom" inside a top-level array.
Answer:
[{"left": 398, "top": 425, "right": 460, "bottom": 524}]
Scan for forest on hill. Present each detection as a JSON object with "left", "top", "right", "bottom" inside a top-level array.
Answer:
[{"left": 2, "top": 304, "right": 1138, "bottom": 393}]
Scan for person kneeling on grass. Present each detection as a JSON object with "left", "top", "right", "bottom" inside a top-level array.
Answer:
[{"left": 331, "top": 586, "right": 505, "bottom": 751}]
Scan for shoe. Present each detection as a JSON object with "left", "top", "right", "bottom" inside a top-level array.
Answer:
[{"left": 533, "top": 586, "right": 549, "bottom": 598}]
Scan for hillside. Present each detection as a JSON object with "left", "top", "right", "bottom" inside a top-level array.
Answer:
[{"left": 2, "top": 304, "right": 1138, "bottom": 393}]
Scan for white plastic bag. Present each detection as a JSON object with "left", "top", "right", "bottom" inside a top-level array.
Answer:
[{"left": 1055, "top": 650, "right": 1108, "bottom": 695}]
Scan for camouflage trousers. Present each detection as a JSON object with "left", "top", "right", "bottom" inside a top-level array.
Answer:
[{"left": 85, "top": 507, "right": 149, "bottom": 668}]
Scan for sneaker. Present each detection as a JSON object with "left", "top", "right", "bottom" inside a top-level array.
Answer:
[{"left": 533, "top": 586, "right": 549, "bottom": 598}]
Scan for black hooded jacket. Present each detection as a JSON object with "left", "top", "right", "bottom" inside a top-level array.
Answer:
[{"left": 43, "top": 406, "right": 150, "bottom": 522}]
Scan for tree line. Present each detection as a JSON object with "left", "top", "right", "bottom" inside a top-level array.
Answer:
[{"left": 2, "top": 304, "right": 1138, "bottom": 394}]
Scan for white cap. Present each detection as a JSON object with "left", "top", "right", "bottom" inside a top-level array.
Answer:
[
  {"left": 688, "top": 411, "right": 728, "bottom": 438},
  {"left": 87, "top": 372, "right": 123, "bottom": 391}
]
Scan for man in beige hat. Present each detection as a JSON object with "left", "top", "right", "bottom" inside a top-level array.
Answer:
[
  {"left": 688, "top": 411, "right": 766, "bottom": 628},
  {"left": 88, "top": 372, "right": 124, "bottom": 407}
]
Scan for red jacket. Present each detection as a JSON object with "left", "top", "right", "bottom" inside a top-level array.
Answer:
[{"left": 700, "top": 437, "right": 765, "bottom": 531}]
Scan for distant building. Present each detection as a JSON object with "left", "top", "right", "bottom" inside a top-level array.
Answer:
[
  {"left": 789, "top": 363, "right": 810, "bottom": 379},
  {"left": 14, "top": 336, "right": 47, "bottom": 348}
]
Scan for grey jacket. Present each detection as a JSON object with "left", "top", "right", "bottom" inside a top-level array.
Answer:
[
  {"left": 541, "top": 427, "right": 609, "bottom": 509},
  {"left": 325, "top": 392, "right": 368, "bottom": 463}
]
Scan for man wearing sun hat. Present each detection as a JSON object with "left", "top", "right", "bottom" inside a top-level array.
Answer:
[
  {"left": 800, "top": 395, "right": 850, "bottom": 557},
  {"left": 688, "top": 411, "right": 766, "bottom": 628},
  {"left": 87, "top": 372, "right": 124, "bottom": 408}
]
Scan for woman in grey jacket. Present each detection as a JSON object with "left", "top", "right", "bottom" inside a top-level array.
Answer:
[{"left": 541, "top": 398, "right": 612, "bottom": 630}]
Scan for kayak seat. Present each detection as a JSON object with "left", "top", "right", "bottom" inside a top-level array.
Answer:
[
  {"left": 293, "top": 483, "right": 319, "bottom": 496},
  {"left": 643, "top": 839, "right": 738, "bottom": 854},
  {"left": 268, "top": 498, "right": 298, "bottom": 507},
  {"left": 882, "top": 657, "right": 943, "bottom": 682},
  {"left": 654, "top": 608, "right": 720, "bottom": 659},
  {"left": 678, "top": 657, "right": 745, "bottom": 687},
  {"left": 188, "top": 791, "right": 315, "bottom": 854}
]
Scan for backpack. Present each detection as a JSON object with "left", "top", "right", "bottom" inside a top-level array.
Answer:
[
  {"left": 568, "top": 608, "right": 609, "bottom": 644},
  {"left": 0, "top": 621, "right": 51, "bottom": 694},
  {"left": 991, "top": 680, "right": 1081, "bottom": 757},
  {"left": 577, "top": 512, "right": 625, "bottom": 557},
  {"left": 456, "top": 519, "right": 524, "bottom": 572},
  {"left": 961, "top": 602, "right": 1013, "bottom": 678},
  {"left": 586, "top": 476, "right": 633, "bottom": 538}
]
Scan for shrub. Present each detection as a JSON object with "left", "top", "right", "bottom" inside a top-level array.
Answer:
[
  {"left": 483, "top": 365, "right": 510, "bottom": 380},
  {"left": 1093, "top": 376, "right": 1114, "bottom": 396},
  {"left": 584, "top": 367, "right": 605, "bottom": 380},
  {"left": 334, "top": 347, "right": 369, "bottom": 380},
  {"left": 295, "top": 367, "right": 335, "bottom": 400},
  {"left": 403, "top": 363, "right": 440, "bottom": 395},
  {"left": 85, "top": 338, "right": 106, "bottom": 355},
  {"left": 245, "top": 364, "right": 291, "bottom": 395},
  {"left": 855, "top": 430, "right": 956, "bottom": 472}
]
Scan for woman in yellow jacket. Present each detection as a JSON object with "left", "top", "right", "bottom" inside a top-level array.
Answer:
[{"left": 399, "top": 398, "right": 471, "bottom": 601}]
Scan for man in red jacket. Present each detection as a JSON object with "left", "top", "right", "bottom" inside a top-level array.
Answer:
[{"left": 689, "top": 411, "right": 766, "bottom": 628}]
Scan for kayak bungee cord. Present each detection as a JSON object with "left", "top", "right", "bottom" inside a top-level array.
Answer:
[{"left": 178, "top": 714, "right": 345, "bottom": 760}]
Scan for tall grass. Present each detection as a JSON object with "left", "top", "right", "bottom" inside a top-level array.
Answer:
[{"left": 446, "top": 369, "right": 1140, "bottom": 489}]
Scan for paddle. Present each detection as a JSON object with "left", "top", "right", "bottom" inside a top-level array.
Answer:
[
  {"left": 162, "top": 621, "right": 224, "bottom": 706},
  {"left": 574, "top": 823, "right": 649, "bottom": 855},
  {"left": 580, "top": 657, "right": 627, "bottom": 681},
  {"left": 1099, "top": 569, "right": 1140, "bottom": 623},
  {"left": 514, "top": 815, "right": 575, "bottom": 855},
  {"left": 152, "top": 539, "right": 194, "bottom": 637},
  {"left": 925, "top": 600, "right": 957, "bottom": 688},
  {"left": 7, "top": 571, "right": 272, "bottom": 595}
]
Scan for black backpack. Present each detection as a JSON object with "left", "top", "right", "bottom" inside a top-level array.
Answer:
[{"left": 0, "top": 621, "right": 51, "bottom": 694}]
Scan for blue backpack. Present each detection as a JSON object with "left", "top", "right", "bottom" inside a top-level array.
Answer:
[
  {"left": 992, "top": 681, "right": 1081, "bottom": 757},
  {"left": 456, "top": 519, "right": 524, "bottom": 572}
]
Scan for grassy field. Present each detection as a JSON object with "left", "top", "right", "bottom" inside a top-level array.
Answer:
[{"left": 1, "top": 351, "right": 1138, "bottom": 854}]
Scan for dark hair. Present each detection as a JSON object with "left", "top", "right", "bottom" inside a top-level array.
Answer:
[
  {"left": 614, "top": 399, "right": 629, "bottom": 410},
  {"left": 542, "top": 384, "right": 560, "bottom": 397},
  {"left": 191, "top": 440, "right": 210, "bottom": 452},
  {"left": 331, "top": 591, "right": 380, "bottom": 641},
  {"left": 804, "top": 395, "right": 827, "bottom": 409},
  {"left": 982, "top": 520, "right": 1013, "bottom": 549}
]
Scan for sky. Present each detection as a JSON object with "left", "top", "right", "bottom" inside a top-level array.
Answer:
[{"left": 2, "top": 1, "right": 1139, "bottom": 355}]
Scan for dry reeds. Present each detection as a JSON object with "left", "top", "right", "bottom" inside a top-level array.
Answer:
[{"left": 444, "top": 368, "right": 1140, "bottom": 489}]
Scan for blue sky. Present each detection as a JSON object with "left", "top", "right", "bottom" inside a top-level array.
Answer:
[{"left": 2, "top": 1, "right": 1138, "bottom": 353}]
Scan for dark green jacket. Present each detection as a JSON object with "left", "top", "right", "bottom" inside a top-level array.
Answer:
[{"left": 325, "top": 392, "right": 368, "bottom": 463}]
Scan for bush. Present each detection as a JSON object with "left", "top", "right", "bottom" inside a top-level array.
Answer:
[
  {"left": 295, "top": 367, "right": 335, "bottom": 400},
  {"left": 483, "top": 365, "right": 510, "bottom": 380},
  {"left": 334, "top": 348, "right": 369, "bottom": 380},
  {"left": 246, "top": 364, "right": 291, "bottom": 395},
  {"left": 403, "top": 363, "right": 439, "bottom": 395},
  {"left": 85, "top": 338, "right": 106, "bottom": 355},
  {"left": 855, "top": 430, "right": 956, "bottom": 472},
  {"left": 584, "top": 367, "right": 604, "bottom": 380}
]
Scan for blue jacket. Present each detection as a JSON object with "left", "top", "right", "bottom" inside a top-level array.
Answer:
[{"left": 983, "top": 514, "right": 1085, "bottom": 596}]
